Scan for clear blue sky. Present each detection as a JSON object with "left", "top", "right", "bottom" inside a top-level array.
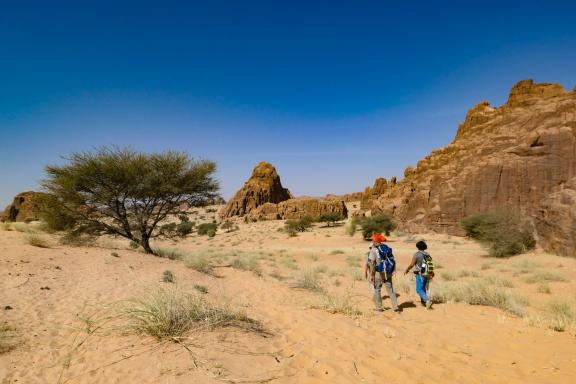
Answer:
[{"left": 1, "top": 1, "right": 575, "bottom": 207}]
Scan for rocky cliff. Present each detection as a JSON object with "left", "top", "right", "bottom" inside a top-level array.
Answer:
[
  {"left": 1, "top": 191, "right": 43, "bottom": 222},
  {"left": 371, "top": 80, "right": 576, "bottom": 256},
  {"left": 246, "top": 198, "right": 348, "bottom": 221},
  {"left": 219, "top": 162, "right": 293, "bottom": 219}
]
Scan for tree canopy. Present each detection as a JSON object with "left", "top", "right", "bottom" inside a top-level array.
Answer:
[{"left": 41, "top": 147, "right": 219, "bottom": 254}]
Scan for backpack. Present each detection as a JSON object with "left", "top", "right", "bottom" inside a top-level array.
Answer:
[
  {"left": 420, "top": 251, "right": 434, "bottom": 277},
  {"left": 375, "top": 244, "right": 396, "bottom": 274}
]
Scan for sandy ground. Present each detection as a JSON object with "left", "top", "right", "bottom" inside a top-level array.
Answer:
[{"left": 1, "top": 210, "right": 576, "bottom": 383}]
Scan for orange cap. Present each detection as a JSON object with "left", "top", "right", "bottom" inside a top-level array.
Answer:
[{"left": 371, "top": 233, "right": 386, "bottom": 243}]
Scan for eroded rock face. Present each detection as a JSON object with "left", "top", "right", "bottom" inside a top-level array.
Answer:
[
  {"left": 370, "top": 80, "right": 576, "bottom": 255},
  {"left": 220, "top": 162, "right": 292, "bottom": 219},
  {"left": 246, "top": 198, "right": 348, "bottom": 221},
  {"left": 1, "top": 192, "right": 43, "bottom": 222}
]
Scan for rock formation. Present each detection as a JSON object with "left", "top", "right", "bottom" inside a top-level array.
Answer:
[
  {"left": 1, "top": 191, "right": 43, "bottom": 222},
  {"left": 246, "top": 198, "right": 348, "bottom": 221},
  {"left": 220, "top": 162, "right": 292, "bottom": 219},
  {"left": 369, "top": 79, "right": 576, "bottom": 256}
]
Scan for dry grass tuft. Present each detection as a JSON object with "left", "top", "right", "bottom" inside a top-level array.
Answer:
[
  {"left": 547, "top": 301, "right": 574, "bottom": 332},
  {"left": 231, "top": 255, "right": 262, "bottom": 276},
  {"left": 0, "top": 323, "right": 18, "bottom": 354},
  {"left": 431, "top": 279, "right": 528, "bottom": 317},
  {"left": 184, "top": 253, "right": 215, "bottom": 275},
  {"left": 25, "top": 234, "right": 51, "bottom": 248},
  {"left": 523, "top": 271, "right": 566, "bottom": 284},
  {"left": 120, "top": 288, "right": 264, "bottom": 340},
  {"left": 291, "top": 269, "right": 325, "bottom": 293},
  {"left": 310, "top": 290, "right": 362, "bottom": 317}
]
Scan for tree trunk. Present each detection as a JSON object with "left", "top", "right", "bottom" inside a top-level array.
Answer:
[{"left": 141, "top": 234, "right": 154, "bottom": 254}]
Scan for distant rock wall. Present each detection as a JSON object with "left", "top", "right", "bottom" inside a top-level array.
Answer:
[
  {"left": 1, "top": 192, "right": 43, "bottom": 222},
  {"left": 246, "top": 198, "right": 348, "bottom": 221},
  {"left": 370, "top": 79, "right": 576, "bottom": 256}
]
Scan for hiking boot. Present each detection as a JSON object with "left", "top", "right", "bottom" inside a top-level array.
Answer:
[{"left": 426, "top": 301, "right": 433, "bottom": 310}]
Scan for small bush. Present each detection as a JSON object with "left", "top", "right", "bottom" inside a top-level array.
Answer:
[
  {"left": 176, "top": 221, "right": 194, "bottom": 237},
  {"left": 284, "top": 216, "right": 315, "bottom": 236},
  {"left": 313, "top": 264, "right": 328, "bottom": 274},
  {"left": 345, "top": 219, "right": 357, "bottom": 236},
  {"left": 310, "top": 290, "right": 362, "bottom": 317},
  {"left": 59, "top": 232, "right": 95, "bottom": 247},
  {"left": 36, "top": 194, "right": 77, "bottom": 232},
  {"left": 197, "top": 223, "right": 217, "bottom": 236},
  {"left": 221, "top": 220, "right": 236, "bottom": 232},
  {"left": 194, "top": 284, "right": 208, "bottom": 294},
  {"left": 121, "top": 288, "right": 263, "bottom": 340},
  {"left": 330, "top": 250, "right": 344, "bottom": 255},
  {"left": 26, "top": 234, "right": 51, "bottom": 248},
  {"left": 154, "top": 248, "right": 186, "bottom": 260},
  {"left": 317, "top": 212, "right": 345, "bottom": 227},
  {"left": 111, "top": 252, "right": 120, "bottom": 257},
  {"left": 159, "top": 222, "right": 178, "bottom": 237},
  {"left": 163, "top": 270, "right": 175, "bottom": 283},
  {"left": 280, "top": 256, "right": 299, "bottom": 270},
  {"left": 358, "top": 215, "right": 396, "bottom": 240},
  {"left": 461, "top": 212, "right": 535, "bottom": 257},
  {"left": 129, "top": 240, "right": 140, "bottom": 249}
]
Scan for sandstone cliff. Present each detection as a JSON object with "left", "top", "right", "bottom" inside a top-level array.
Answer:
[
  {"left": 371, "top": 80, "right": 576, "bottom": 256},
  {"left": 246, "top": 198, "right": 348, "bottom": 221},
  {"left": 1, "top": 191, "right": 43, "bottom": 222},
  {"left": 219, "top": 162, "right": 292, "bottom": 219}
]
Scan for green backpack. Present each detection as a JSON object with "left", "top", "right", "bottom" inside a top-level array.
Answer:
[{"left": 420, "top": 252, "right": 435, "bottom": 277}]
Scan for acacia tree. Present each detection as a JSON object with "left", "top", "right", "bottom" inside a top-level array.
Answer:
[{"left": 41, "top": 147, "right": 219, "bottom": 254}]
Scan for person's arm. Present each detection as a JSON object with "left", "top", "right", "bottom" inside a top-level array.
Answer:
[
  {"left": 368, "top": 248, "right": 377, "bottom": 282},
  {"left": 404, "top": 255, "right": 417, "bottom": 275}
]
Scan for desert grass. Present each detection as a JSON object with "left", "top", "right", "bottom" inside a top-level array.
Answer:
[
  {"left": 0, "top": 323, "right": 17, "bottom": 354},
  {"left": 483, "top": 275, "right": 514, "bottom": 288},
  {"left": 268, "top": 269, "right": 286, "bottom": 281},
  {"left": 120, "top": 288, "right": 264, "bottom": 340},
  {"left": 536, "top": 284, "right": 551, "bottom": 294},
  {"left": 25, "top": 234, "right": 51, "bottom": 248},
  {"left": 512, "top": 260, "right": 540, "bottom": 274},
  {"left": 291, "top": 269, "right": 325, "bottom": 293},
  {"left": 347, "top": 267, "right": 364, "bottom": 282},
  {"left": 546, "top": 301, "right": 574, "bottom": 332},
  {"left": 440, "top": 271, "right": 456, "bottom": 281},
  {"left": 162, "top": 270, "right": 175, "bottom": 283},
  {"left": 310, "top": 290, "right": 362, "bottom": 317},
  {"left": 330, "top": 249, "right": 345, "bottom": 255},
  {"left": 1, "top": 222, "right": 37, "bottom": 233},
  {"left": 345, "top": 255, "right": 362, "bottom": 268},
  {"left": 431, "top": 279, "right": 528, "bottom": 317},
  {"left": 523, "top": 271, "right": 566, "bottom": 284},
  {"left": 394, "top": 273, "right": 413, "bottom": 295},
  {"left": 313, "top": 263, "right": 328, "bottom": 274},
  {"left": 184, "top": 253, "right": 215, "bottom": 275},
  {"left": 153, "top": 247, "right": 186, "bottom": 260},
  {"left": 306, "top": 253, "right": 319, "bottom": 261},
  {"left": 231, "top": 255, "right": 262, "bottom": 276},
  {"left": 193, "top": 284, "right": 208, "bottom": 294},
  {"left": 279, "top": 256, "right": 299, "bottom": 270}
]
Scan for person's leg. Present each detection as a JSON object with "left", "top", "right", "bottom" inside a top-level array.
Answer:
[
  {"left": 415, "top": 274, "right": 429, "bottom": 304},
  {"left": 372, "top": 275, "right": 383, "bottom": 311},
  {"left": 384, "top": 276, "right": 399, "bottom": 311}
]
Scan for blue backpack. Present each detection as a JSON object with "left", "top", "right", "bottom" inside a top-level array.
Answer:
[{"left": 375, "top": 244, "right": 396, "bottom": 274}]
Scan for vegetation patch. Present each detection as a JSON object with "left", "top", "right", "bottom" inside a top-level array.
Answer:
[
  {"left": 25, "top": 234, "right": 51, "bottom": 248},
  {"left": 310, "top": 290, "right": 362, "bottom": 317},
  {"left": 291, "top": 269, "right": 325, "bottom": 292},
  {"left": 357, "top": 215, "right": 396, "bottom": 240},
  {"left": 546, "top": 301, "right": 574, "bottom": 332},
  {"left": 523, "top": 271, "right": 566, "bottom": 284},
  {"left": 120, "top": 288, "right": 264, "bottom": 340},
  {"left": 0, "top": 323, "right": 18, "bottom": 354}
]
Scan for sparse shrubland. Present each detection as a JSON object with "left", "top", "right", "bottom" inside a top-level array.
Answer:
[
  {"left": 317, "top": 212, "right": 344, "bottom": 227},
  {"left": 461, "top": 212, "right": 535, "bottom": 257}
]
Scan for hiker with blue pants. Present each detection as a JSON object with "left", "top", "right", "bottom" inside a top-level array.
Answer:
[
  {"left": 404, "top": 240, "right": 434, "bottom": 309},
  {"left": 367, "top": 233, "right": 400, "bottom": 313}
]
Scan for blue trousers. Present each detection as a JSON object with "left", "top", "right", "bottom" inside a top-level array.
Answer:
[{"left": 415, "top": 274, "right": 429, "bottom": 304}]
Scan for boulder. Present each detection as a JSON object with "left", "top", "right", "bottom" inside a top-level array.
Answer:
[
  {"left": 220, "top": 162, "right": 292, "bottom": 219},
  {"left": 1, "top": 192, "right": 43, "bottom": 222}
]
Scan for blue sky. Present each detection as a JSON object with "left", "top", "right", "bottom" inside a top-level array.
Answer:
[{"left": 1, "top": 1, "right": 575, "bottom": 207}]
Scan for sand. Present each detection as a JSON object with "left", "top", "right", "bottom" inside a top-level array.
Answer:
[{"left": 1, "top": 213, "right": 575, "bottom": 383}]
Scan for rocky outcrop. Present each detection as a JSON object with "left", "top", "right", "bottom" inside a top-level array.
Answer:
[
  {"left": 220, "top": 162, "right": 292, "bottom": 219},
  {"left": 534, "top": 178, "right": 576, "bottom": 257},
  {"left": 1, "top": 192, "right": 43, "bottom": 222},
  {"left": 246, "top": 198, "right": 348, "bottom": 221},
  {"left": 361, "top": 177, "right": 396, "bottom": 210},
  {"left": 371, "top": 80, "right": 576, "bottom": 256}
]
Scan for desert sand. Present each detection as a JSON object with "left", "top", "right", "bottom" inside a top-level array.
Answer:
[{"left": 1, "top": 207, "right": 575, "bottom": 383}]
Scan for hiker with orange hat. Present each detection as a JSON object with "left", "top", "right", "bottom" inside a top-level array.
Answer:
[{"left": 367, "top": 233, "right": 400, "bottom": 312}]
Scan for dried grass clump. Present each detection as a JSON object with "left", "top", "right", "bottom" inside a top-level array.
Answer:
[
  {"left": 523, "top": 271, "right": 566, "bottom": 284},
  {"left": 121, "top": 288, "right": 263, "bottom": 340},
  {"left": 431, "top": 279, "right": 528, "bottom": 317},
  {"left": 153, "top": 247, "right": 187, "bottom": 260},
  {"left": 0, "top": 323, "right": 18, "bottom": 354},
  {"left": 310, "top": 290, "right": 362, "bottom": 317},
  {"left": 25, "top": 234, "right": 51, "bottom": 248},
  {"left": 162, "top": 270, "right": 175, "bottom": 283},
  {"left": 231, "top": 255, "right": 262, "bottom": 276},
  {"left": 547, "top": 301, "right": 574, "bottom": 332},
  {"left": 291, "top": 269, "right": 325, "bottom": 293},
  {"left": 183, "top": 253, "right": 214, "bottom": 275}
]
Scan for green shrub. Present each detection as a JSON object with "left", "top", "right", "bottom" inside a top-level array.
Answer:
[
  {"left": 461, "top": 212, "right": 535, "bottom": 257},
  {"left": 197, "top": 223, "right": 217, "bottom": 236},
  {"left": 159, "top": 222, "right": 177, "bottom": 237},
  {"left": 36, "top": 194, "right": 77, "bottom": 232},
  {"left": 176, "top": 221, "right": 194, "bottom": 237},
  {"left": 317, "top": 212, "right": 345, "bottom": 227},
  {"left": 221, "top": 220, "right": 236, "bottom": 232},
  {"left": 129, "top": 240, "right": 140, "bottom": 249},
  {"left": 345, "top": 219, "right": 358, "bottom": 236},
  {"left": 358, "top": 215, "right": 396, "bottom": 240}
]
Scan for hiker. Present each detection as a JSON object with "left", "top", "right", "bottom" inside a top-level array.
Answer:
[
  {"left": 404, "top": 240, "right": 434, "bottom": 309},
  {"left": 367, "top": 233, "right": 400, "bottom": 312}
]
